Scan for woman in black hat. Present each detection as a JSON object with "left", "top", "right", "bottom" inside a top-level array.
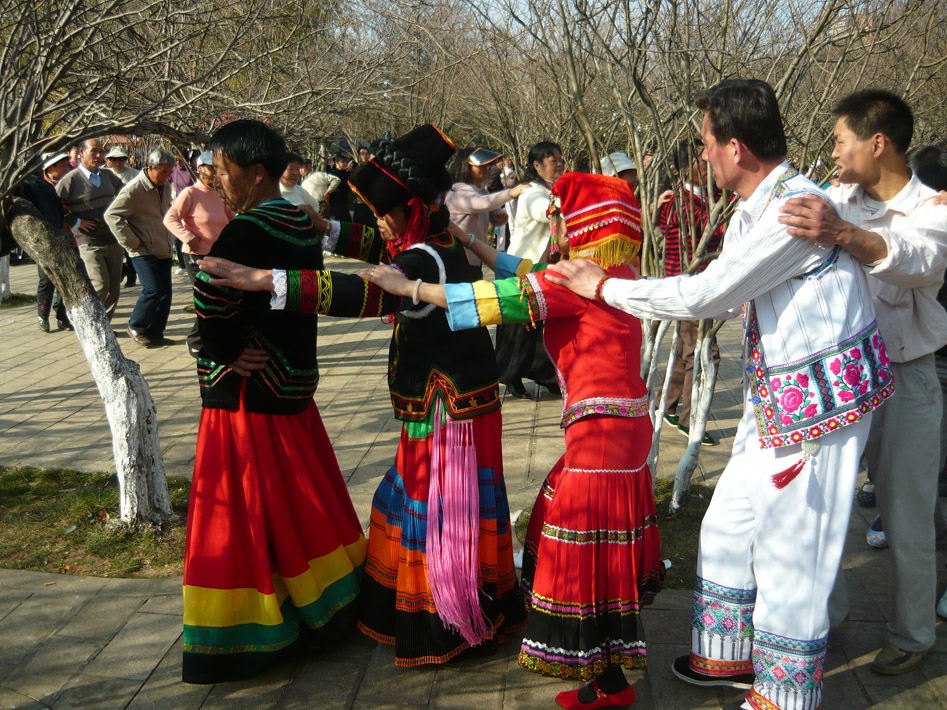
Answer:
[{"left": 199, "top": 124, "right": 526, "bottom": 669}]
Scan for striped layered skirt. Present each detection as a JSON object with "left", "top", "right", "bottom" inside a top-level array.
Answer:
[
  {"left": 519, "top": 414, "right": 662, "bottom": 681},
  {"left": 182, "top": 396, "right": 366, "bottom": 684},
  {"left": 357, "top": 404, "right": 526, "bottom": 665}
]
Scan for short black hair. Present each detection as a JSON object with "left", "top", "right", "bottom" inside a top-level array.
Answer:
[
  {"left": 523, "top": 141, "right": 562, "bottom": 183},
  {"left": 285, "top": 151, "right": 304, "bottom": 165},
  {"left": 208, "top": 119, "right": 288, "bottom": 179},
  {"left": 695, "top": 79, "right": 787, "bottom": 161},
  {"left": 906, "top": 144, "right": 947, "bottom": 191},
  {"left": 672, "top": 137, "right": 703, "bottom": 174},
  {"left": 832, "top": 89, "right": 913, "bottom": 154}
]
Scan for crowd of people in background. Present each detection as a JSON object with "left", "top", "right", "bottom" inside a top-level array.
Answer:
[{"left": 6, "top": 81, "right": 947, "bottom": 710}]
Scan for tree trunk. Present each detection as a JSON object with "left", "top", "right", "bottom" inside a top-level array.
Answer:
[
  {"left": 646, "top": 320, "right": 680, "bottom": 488},
  {"left": 669, "top": 318, "right": 723, "bottom": 514},
  {"left": 4, "top": 196, "right": 177, "bottom": 528}
]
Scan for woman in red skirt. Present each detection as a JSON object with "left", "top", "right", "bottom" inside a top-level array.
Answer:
[
  {"left": 365, "top": 172, "right": 662, "bottom": 709},
  {"left": 198, "top": 125, "right": 525, "bottom": 669},
  {"left": 182, "top": 120, "right": 366, "bottom": 684}
]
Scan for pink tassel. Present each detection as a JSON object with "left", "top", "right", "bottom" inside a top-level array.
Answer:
[
  {"left": 426, "top": 399, "right": 492, "bottom": 646},
  {"left": 771, "top": 457, "right": 806, "bottom": 489}
]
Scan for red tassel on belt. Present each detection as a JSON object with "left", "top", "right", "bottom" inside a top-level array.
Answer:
[{"left": 771, "top": 458, "right": 807, "bottom": 489}]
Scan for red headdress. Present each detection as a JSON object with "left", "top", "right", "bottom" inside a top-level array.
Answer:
[{"left": 548, "top": 172, "right": 642, "bottom": 268}]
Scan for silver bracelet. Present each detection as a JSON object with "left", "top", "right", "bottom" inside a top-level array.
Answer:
[
  {"left": 466, "top": 232, "right": 476, "bottom": 248},
  {"left": 412, "top": 278, "right": 423, "bottom": 305}
]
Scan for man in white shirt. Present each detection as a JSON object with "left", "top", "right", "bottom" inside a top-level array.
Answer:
[
  {"left": 779, "top": 89, "right": 947, "bottom": 676},
  {"left": 546, "top": 79, "right": 892, "bottom": 710}
]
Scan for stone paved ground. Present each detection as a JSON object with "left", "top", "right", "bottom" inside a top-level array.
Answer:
[{"left": 2, "top": 258, "right": 947, "bottom": 708}]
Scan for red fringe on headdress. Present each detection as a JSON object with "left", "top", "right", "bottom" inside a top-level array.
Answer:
[{"left": 387, "top": 197, "right": 431, "bottom": 259}]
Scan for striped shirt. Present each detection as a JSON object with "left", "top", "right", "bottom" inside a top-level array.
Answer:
[{"left": 658, "top": 184, "right": 725, "bottom": 276}]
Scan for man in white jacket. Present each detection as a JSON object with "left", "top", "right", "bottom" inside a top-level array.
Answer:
[
  {"left": 547, "top": 79, "right": 893, "bottom": 710},
  {"left": 779, "top": 89, "right": 947, "bottom": 676}
]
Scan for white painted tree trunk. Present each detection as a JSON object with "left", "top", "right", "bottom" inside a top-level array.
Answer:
[
  {"left": 645, "top": 320, "right": 679, "bottom": 484},
  {"left": 5, "top": 197, "right": 176, "bottom": 528},
  {"left": 669, "top": 319, "right": 723, "bottom": 514}
]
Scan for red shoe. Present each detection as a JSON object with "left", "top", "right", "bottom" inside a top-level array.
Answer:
[{"left": 555, "top": 680, "right": 636, "bottom": 709}]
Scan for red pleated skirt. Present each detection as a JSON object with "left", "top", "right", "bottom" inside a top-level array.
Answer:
[
  {"left": 182, "top": 395, "right": 366, "bottom": 684},
  {"left": 519, "top": 414, "right": 662, "bottom": 680}
]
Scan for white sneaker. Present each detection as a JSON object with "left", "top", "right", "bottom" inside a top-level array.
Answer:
[
  {"left": 175, "top": 267, "right": 185, "bottom": 275},
  {"left": 937, "top": 590, "right": 947, "bottom": 620}
]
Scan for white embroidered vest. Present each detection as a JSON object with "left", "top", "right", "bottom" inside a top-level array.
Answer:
[{"left": 742, "top": 174, "right": 894, "bottom": 448}]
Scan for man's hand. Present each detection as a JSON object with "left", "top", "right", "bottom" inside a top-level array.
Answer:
[
  {"left": 544, "top": 259, "right": 607, "bottom": 300},
  {"left": 78, "top": 218, "right": 96, "bottom": 233},
  {"left": 198, "top": 257, "right": 275, "bottom": 291},
  {"left": 656, "top": 189, "right": 674, "bottom": 210},
  {"left": 778, "top": 195, "right": 848, "bottom": 246},
  {"left": 230, "top": 347, "right": 269, "bottom": 376},
  {"left": 779, "top": 194, "right": 888, "bottom": 263}
]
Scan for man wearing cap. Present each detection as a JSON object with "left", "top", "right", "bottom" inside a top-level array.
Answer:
[
  {"left": 104, "top": 148, "right": 176, "bottom": 347},
  {"left": 164, "top": 150, "right": 234, "bottom": 356},
  {"left": 105, "top": 146, "right": 141, "bottom": 287},
  {"left": 446, "top": 147, "right": 526, "bottom": 281},
  {"left": 55, "top": 138, "right": 125, "bottom": 320},
  {"left": 19, "top": 151, "right": 74, "bottom": 331},
  {"left": 104, "top": 146, "right": 139, "bottom": 185},
  {"left": 600, "top": 151, "right": 638, "bottom": 190}
]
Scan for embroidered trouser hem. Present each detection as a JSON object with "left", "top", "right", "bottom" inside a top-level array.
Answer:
[{"left": 689, "top": 405, "right": 869, "bottom": 709}]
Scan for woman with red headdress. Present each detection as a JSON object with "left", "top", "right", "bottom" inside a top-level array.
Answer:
[
  {"left": 362, "top": 172, "right": 663, "bottom": 709},
  {"left": 199, "top": 124, "right": 525, "bottom": 668}
]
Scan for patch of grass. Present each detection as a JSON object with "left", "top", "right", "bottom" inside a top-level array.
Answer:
[
  {"left": 0, "top": 292, "right": 34, "bottom": 309},
  {"left": 513, "top": 477, "right": 712, "bottom": 590},
  {"left": 0, "top": 466, "right": 190, "bottom": 578}
]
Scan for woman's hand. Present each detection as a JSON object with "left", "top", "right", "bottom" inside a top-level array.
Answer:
[
  {"left": 358, "top": 264, "right": 412, "bottom": 297},
  {"left": 230, "top": 347, "right": 269, "bottom": 376},
  {"left": 509, "top": 183, "right": 528, "bottom": 198},
  {"left": 198, "top": 257, "right": 275, "bottom": 291}
]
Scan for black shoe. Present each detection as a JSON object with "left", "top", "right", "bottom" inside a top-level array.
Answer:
[
  {"left": 56, "top": 319, "right": 73, "bottom": 331},
  {"left": 187, "top": 341, "right": 201, "bottom": 359},
  {"left": 38, "top": 317, "right": 50, "bottom": 333},
  {"left": 147, "top": 336, "right": 176, "bottom": 348},
  {"left": 506, "top": 380, "right": 530, "bottom": 399},
  {"left": 676, "top": 423, "right": 717, "bottom": 446},
  {"left": 670, "top": 655, "right": 754, "bottom": 690}
]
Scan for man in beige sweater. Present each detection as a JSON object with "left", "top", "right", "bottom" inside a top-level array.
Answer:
[{"left": 104, "top": 148, "right": 176, "bottom": 347}]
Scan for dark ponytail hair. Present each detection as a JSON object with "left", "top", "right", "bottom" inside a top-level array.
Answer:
[{"left": 523, "top": 141, "right": 562, "bottom": 183}]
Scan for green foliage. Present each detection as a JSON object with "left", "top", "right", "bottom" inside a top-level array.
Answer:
[
  {"left": 0, "top": 466, "right": 189, "bottom": 577},
  {"left": 0, "top": 292, "right": 34, "bottom": 309}
]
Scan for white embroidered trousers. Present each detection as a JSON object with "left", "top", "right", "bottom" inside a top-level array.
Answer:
[{"left": 691, "top": 404, "right": 870, "bottom": 710}]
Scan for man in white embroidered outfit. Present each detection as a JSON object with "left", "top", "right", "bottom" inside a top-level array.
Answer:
[
  {"left": 779, "top": 89, "right": 947, "bottom": 676},
  {"left": 545, "top": 79, "right": 893, "bottom": 710}
]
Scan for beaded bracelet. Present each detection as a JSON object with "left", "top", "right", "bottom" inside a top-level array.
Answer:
[
  {"left": 594, "top": 276, "right": 612, "bottom": 302},
  {"left": 412, "top": 278, "right": 423, "bottom": 305}
]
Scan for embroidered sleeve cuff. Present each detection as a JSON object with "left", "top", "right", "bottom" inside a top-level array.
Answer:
[
  {"left": 270, "top": 269, "right": 288, "bottom": 310},
  {"left": 444, "top": 282, "right": 480, "bottom": 331},
  {"left": 494, "top": 251, "right": 531, "bottom": 279},
  {"left": 322, "top": 220, "right": 341, "bottom": 254}
]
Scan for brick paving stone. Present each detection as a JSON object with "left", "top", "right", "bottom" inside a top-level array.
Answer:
[
  {"left": 3, "top": 634, "right": 102, "bottom": 702},
  {"left": 0, "top": 589, "right": 90, "bottom": 665},
  {"left": 0, "top": 686, "right": 46, "bottom": 710},
  {"left": 52, "top": 675, "right": 144, "bottom": 710},
  {"left": 354, "top": 644, "right": 437, "bottom": 707},
  {"left": 56, "top": 594, "right": 144, "bottom": 640},
  {"left": 125, "top": 637, "right": 213, "bottom": 710},
  {"left": 82, "top": 612, "right": 181, "bottom": 682},
  {"left": 277, "top": 659, "right": 364, "bottom": 710},
  {"left": 429, "top": 668, "right": 504, "bottom": 710},
  {"left": 198, "top": 663, "right": 294, "bottom": 710}
]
